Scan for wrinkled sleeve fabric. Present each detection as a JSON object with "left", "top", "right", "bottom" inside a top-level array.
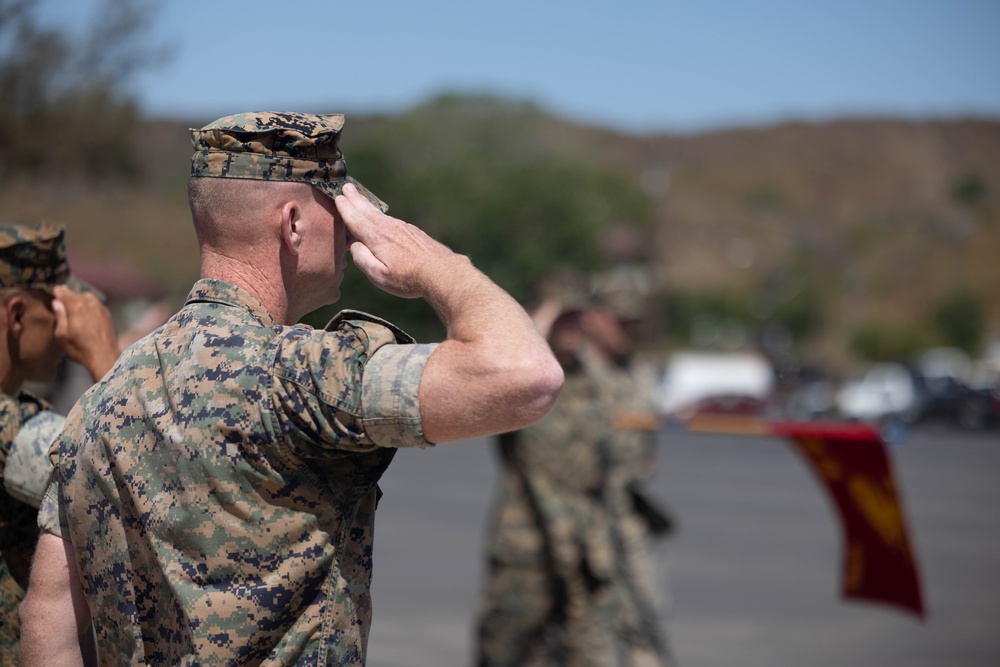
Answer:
[
  {"left": 36, "top": 402, "right": 84, "bottom": 540},
  {"left": 272, "top": 315, "right": 437, "bottom": 452},
  {"left": 4, "top": 410, "right": 64, "bottom": 507},
  {"left": 37, "top": 475, "right": 63, "bottom": 538},
  {"left": 360, "top": 342, "right": 437, "bottom": 447}
]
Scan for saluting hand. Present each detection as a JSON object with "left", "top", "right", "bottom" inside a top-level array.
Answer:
[
  {"left": 335, "top": 183, "right": 466, "bottom": 300},
  {"left": 52, "top": 285, "right": 120, "bottom": 382}
]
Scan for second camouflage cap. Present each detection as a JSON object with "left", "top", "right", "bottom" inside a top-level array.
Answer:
[
  {"left": 190, "top": 112, "right": 388, "bottom": 212},
  {"left": 0, "top": 223, "right": 97, "bottom": 295}
]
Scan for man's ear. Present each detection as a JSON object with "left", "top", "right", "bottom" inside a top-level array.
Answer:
[
  {"left": 280, "top": 199, "right": 303, "bottom": 255},
  {"left": 4, "top": 295, "right": 25, "bottom": 335}
]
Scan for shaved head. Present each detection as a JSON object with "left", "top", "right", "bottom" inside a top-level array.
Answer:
[{"left": 187, "top": 178, "right": 317, "bottom": 253}]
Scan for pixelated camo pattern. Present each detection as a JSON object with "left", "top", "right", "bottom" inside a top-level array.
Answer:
[
  {"left": 5, "top": 410, "right": 64, "bottom": 507},
  {"left": 47, "top": 279, "right": 433, "bottom": 666},
  {"left": 486, "top": 353, "right": 617, "bottom": 580},
  {"left": 191, "top": 112, "right": 388, "bottom": 212},
  {"left": 478, "top": 347, "right": 674, "bottom": 666},
  {"left": 0, "top": 391, "right": 50, "bottom": 661},
  {"left": 478, "top": 352, "right": 622, "bottom": 666},
  {"left": 598, "top": 357, "right": 673, "bottom": 666},
  {"left": 602, "top": 357, "right": 658, "bottom": 506}
]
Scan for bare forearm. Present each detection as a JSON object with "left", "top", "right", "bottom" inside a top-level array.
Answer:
[
  {"left": 421, "top": 254, "right": 527, "bottom": 340},
  {"left": 419, "top": 257, "right": 563, "bottom": 443}
]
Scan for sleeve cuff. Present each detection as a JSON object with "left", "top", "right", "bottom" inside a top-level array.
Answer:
[
  {"left": 361, "top": 343, "right": 438, "bottom": 449},
  {"left": 36, "top": 475, "right": 66, "bottom": 538}
]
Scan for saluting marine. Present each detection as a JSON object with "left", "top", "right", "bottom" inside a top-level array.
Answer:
[
  {"left": 20, "top": 112, "right": 562, "bottom": 666},
  {"left": 0, "top": 224, "right": 119, "bottom": 666}
]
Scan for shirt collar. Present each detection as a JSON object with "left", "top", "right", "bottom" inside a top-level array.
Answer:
[{"left": 184, "top": 279, "right": 278, "bottom": 328}]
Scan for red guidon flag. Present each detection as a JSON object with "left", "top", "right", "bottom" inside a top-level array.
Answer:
[{"left": 687, "top": 416, "right": 926, "bottom": 619}]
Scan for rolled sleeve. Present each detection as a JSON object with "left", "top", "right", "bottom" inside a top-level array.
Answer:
[
  {"left": 36, "top": 474, "right": 65, "bottom": 538},
  {"left": 361, "top": 342, "right": 438, "bottom": 448}
]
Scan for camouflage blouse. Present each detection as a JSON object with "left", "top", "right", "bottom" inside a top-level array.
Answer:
[
  {"left": 486, "top": 350, "right": 618, "bottom": 582},
  {"left": 39, "top": 279, "right": 436, "bottom": 666},
  {"left": 1, "top": 390, "right": 61, "bottom": 662}
]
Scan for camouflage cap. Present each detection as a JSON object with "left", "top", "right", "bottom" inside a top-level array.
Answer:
[
  {"left": 0, "top": 223, "right": 99, "bottom": 296},
  {"left": 190, "top": 112, "right": 388, "bottom": 212}
]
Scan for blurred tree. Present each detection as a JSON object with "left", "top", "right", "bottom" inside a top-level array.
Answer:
[
  {"left": 756, "top": 253, "right": 824, "bottom": 343},
  {"left": 950, "top": 173, "right": 988, "bottom": 208},
  {"left": 658, "top": 289, "right": 755, "bottom": 349},
  {"left": 0, "top": 0, "right": 166, "bottom": 180},
  {"left": 929, "top": 291, "right": 985, "bottom": 355},
  {"left": 849, "top": 323, "right": 929, "bottom": 363},
  {"left": 659, "top": 256, "right": 823, "bottom": 351},
  {"left": 745, "top": 184, "right": 786, "bottom": 213},
  {"left": 305, "top": 95, "right": 653, "bottom": 339},
  {"left": 769, "top": 287, "right": 821, "bottom": 343}
]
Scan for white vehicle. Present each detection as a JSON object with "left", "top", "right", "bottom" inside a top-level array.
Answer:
[
  {"left": 655, "top": 351, "right": 775, "bottom": 419},
  {"left": 835, "top": 363, "right": 920, "bottom": 423}
]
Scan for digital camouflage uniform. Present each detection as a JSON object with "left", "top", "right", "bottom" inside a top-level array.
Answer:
[
  {"left": 476, "top": 348, "right": 617, "bottom": 667},
  {"left": 601, "top": 359, "right": 674, "bottom": 667},
  {"left": 591, "top": 267, "right": 675, "bottom": 666},
  {"left": 0, "top": 223, "right": 94, "bottom": 666},
  {"left": 0, "top": 392, "right": 64, "bottom": 667},
  {"left": 35, "top": 113, "right": 437, "bottom": 666},
  {"left": 39, "top": 279, "right": 437, "bottom": 665}
]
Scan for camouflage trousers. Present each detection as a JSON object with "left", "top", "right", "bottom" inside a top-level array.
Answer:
[
  {"left": 475, "top": 561, "right": 616, "bottom": 667},
  {"left": 0, "top": 557, "right": 22, "bottom": 667},
  {"left": 612, "top": 517, "right": 675, "bottom": 667}
]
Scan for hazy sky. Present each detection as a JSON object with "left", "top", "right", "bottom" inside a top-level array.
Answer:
[{"left": 38, "top": 0, "right": 1000, "bottom": 134}]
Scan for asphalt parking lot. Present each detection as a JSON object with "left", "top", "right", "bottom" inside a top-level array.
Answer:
[{"left": 365, "top": 425, "right": 1000, "bottom": 667}]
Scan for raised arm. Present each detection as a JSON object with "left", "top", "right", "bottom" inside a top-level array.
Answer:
[
  {"left": 52, "top": 285, "right": 120, "bottom": 382},
  {"left": 335, "top": 184, "right": 563, "bottom": 443}
]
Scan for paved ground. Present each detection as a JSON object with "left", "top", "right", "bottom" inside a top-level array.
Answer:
[{"left": 365, "top": 425, "right": 1000, "bottom": 667}]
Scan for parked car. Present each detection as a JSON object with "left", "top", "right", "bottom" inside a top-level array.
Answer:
[
  {"left": 957, "top": 385, "right": 1000, "bottom": 430},
  {"left": 655, "top": 351, "right": 775, "bottom": 420},
  {"left": 835, "top": 363, "right": 921, "bottom": 424},
  {"left": 957, "top": 363, "right": 1000, "bottom": 430},
  {"left": 910, "top": 371, "right": 973, "bottom": 424},
  {"left": 783, "top": 377, "right": 838, "bottom": 421},
  {"left": 909, "top": 348, "right": 974, "bottom": 425}
]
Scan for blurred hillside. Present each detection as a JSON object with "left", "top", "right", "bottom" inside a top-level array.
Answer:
[
  {"left": 627, "top": 118, "right": 1000, "bottom": 371},
  {"left": 0, "top": 99, "right": 997, "bottom": 373}
]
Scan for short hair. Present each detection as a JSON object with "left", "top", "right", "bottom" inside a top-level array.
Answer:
[
  {"left": 188, "top": 177, "right": 261, "bottom": 225},
  {"left": 187, "top": 177, "right": 324, "bottom": 253}
]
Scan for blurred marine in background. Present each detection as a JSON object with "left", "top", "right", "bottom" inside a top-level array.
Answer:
[
  {"left": 476, "top": 298, "right": 618, "bottom": 667},
  {"left": 0, "top": 224, "right": 119, "bottom": 666},
  {"left": 475, "top": 288, "right": 675, "bottom": 667},
  {"left": 586, "top": 292, "right": 675, "bottom": 667}
]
